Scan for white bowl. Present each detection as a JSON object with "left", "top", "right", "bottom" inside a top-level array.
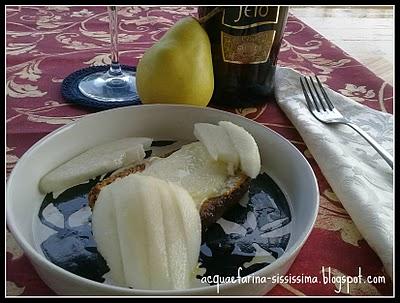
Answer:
[{"left": 6, "top": 104, "right": 319, "bottom": 296}]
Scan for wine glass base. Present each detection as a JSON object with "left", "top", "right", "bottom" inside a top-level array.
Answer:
[{"left": 78, "top": 69, "right": 138, "bottom": 102}]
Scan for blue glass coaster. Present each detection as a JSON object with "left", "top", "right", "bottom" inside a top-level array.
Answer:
[{"left": 61, "top": 65, "right": 141, "bottom": 109}]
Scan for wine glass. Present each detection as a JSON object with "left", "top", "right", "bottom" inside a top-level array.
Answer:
[{"left": 78, "top": 6, "right": 137, "bottom": 102}]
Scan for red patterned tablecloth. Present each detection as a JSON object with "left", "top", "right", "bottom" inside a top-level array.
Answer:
[{"left": 6, "top": 6, "right": 393, "bottom": 296}]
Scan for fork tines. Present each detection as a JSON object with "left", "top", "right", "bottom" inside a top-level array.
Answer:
[{"left": 300, "top": 75, "right": 334, "bottom": 112}]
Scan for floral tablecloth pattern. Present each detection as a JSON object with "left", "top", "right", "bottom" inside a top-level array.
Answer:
[{"left": 6, "top": 6, "right": 393, "bottom": 296}]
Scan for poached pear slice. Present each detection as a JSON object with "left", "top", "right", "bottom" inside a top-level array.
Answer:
[
  {"left": 92, "top": 174, "right": 201, "bottom": 290},
  {"left": 158, "top": 181, "right": 190, "bottom": 289},
  {"left": 219, "top": 121, "right": 261, "bottom": 178},
  {"left": 91, "top": 188, "right": 126, "bottom": 286},
  {"left": 193, "top": 123, "right": 239, "bottom": 174},
  {"left": 40, "top": 137, "right": 152, "bottom": 194},
  {"left": 141, "top": 142, "right": 229, "bottom": 207}
]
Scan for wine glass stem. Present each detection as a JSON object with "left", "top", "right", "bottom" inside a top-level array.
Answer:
[{"left": 108, "top": 6, "right": 122, "bottom": 76}]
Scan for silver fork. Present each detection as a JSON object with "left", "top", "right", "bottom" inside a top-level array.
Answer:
[{"left": 300, "top": 75, "right": 393, "bottom": 169}]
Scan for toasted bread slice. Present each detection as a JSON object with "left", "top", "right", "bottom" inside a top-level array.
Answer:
[
  {"left": 88, "top": 142, "right": 251, "bottom": 229},
  {"left": 88, "top": 163, "right": 147, "bottom": 209}
]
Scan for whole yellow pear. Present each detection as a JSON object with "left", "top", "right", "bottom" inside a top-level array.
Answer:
[{"left": 136, "top": 17, "right": 214, "bottom": 107}]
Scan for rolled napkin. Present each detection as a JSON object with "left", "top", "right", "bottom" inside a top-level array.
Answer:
[{"left": 274, "top": 67, "right": 393, "bottom": 279}]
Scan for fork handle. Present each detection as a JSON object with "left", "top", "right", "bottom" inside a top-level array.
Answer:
[{"left": 344, "top": 122, "right": 393, "bottom": 169}]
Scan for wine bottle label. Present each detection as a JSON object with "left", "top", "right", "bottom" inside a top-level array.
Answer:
[
  {"left": 221, "top": 30, "right": 276, "bottom": 64},
  {"left": 222, "top": 6, "right": 280, "bottom": 29},
  {"left": 220, "top": 6, "right": 280, "bottom": 64}
]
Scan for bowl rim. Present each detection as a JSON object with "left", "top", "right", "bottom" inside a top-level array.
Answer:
[{"left": 6, "top": 104, "right": 319, "bottom": 295}]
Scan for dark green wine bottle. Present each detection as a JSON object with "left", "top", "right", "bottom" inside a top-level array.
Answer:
[{"left": 198, "top": 6, "right": 289, "bottom": 107}]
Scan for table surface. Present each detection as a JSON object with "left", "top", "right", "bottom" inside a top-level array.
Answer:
[
  {"left": 6, "top": 6, "right": 393, "bottom": 296},
  {"left": 290, "top": 6, "right": 394, "bottom": 86}
]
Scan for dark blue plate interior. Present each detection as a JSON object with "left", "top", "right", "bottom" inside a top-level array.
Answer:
[{"left": 35, "top": 140, "right": 292, "bottom": 286}]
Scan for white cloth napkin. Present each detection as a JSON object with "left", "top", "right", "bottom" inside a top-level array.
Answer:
[{"left": 274, "top": 67, "right": 394, "bottom": 279}]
